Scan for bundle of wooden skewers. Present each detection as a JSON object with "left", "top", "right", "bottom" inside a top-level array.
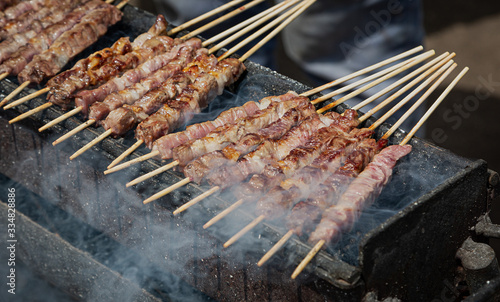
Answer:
[{"left": 0, "top": 0, "right": 469, "bottom": 281}]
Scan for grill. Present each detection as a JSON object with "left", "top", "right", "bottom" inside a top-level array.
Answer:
[{"left": 0, "top": 4, "right": 499, "bottom": 302}]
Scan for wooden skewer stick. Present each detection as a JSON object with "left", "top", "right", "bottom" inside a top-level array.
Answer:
[
  {"left": 202, "top": 0, "right": 292, "bottom": 48},
  {"left": 348, "top": 52, "right": 451, "bottom": 113},
  {"left": 125, "top": 159, "right": 179, "bottom": 185},
  {"left": 218, "top": 0, "right": 316, "bottom": 61},
  {"left": 52, "top": 119, "right": 95, "bottom": 146},
  {"left": 115, "top": 0, "right": 129, "bottom": 10},
  {"left": 8, "top": 102, "right": 52, "bottom": 124},
  {"left": 0, "top": 81, "right": 30, "bottom": 108},
  {"left": 223, "top": 215, "right": 265, "bottom": 248},
  {"left": 367, "top": 61, "right": 457, "bottom": 130},
  {"left": 52, "top": 114, "right": 101, "bottom": 151},
  {"left": 107, "top": 139, "right": 144, "bottom": 169},
  {"left": 105, "top": 0, "right": 114, "bottom": 4},
  {"left": 0, "top": 72, "right": 9, "bottom": 81},
  {"left": 104, "top": 150, "right": 160, "bottom": 174},
  {"left": 167, "top": 0, "right": 247, "bottom": 36},
  {"left": 203, "top": 199, "right": 245, "bottom": 229},
  {"left": 181, "top": 0, "right": 266, "bottom": 40},
  {"left": 316, "top": 50, "right": 437, "bottom": 114},
  {"left": 173, "top": 186, "right": 220, "bottom": 215},
  {"left": 3, "top": 87, "right": 50, "bottom": 110},
  {"left": 381, "top": 63, "right": 458, "bottom": 140},
  {"left": 39, "top": 106, "right": 83, "bottom": 132},
  {"left": 357, "top": 54, "right": 456, "bottom": 124},
  {"left": 69, "top": 129, "right": 112, "bottom": 160},
  {"left": 126, "top": 159, "right": 178, "bottom": 187},
  {"left": 291, "top": 240, "right": 325, "bottom": 279},
  {"left": 207, "top": 0, "right": 298, "bottom": 53},
  {"left": 399, "top": 66, "right": 469, "bottom": 145},
  {"left": 257, "top": 230, "right": 294, "bottom": 266},
  {"left": 143, "top": 177, "right": 191, "bottom": 205},
  {"left": 309, "top": 55, "right": 417, "bottom": 105},
  {"left": 312, "top": 51, "right": 436, "bottom": 109},
  {"left": 302, "top": 46, "right": 423, "bottom": 97}
]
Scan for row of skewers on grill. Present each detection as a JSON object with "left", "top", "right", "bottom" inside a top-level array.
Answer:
[
  {"left": 108, "top": 51, "right": 467, "bottom": 279},
  {"left": 0, "top": 0, "right": 469, "bottom": 279}
]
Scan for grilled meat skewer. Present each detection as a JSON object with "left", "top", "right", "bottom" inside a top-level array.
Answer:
[
  {"left": 183, "top": 101, "right": 317, "bottom": 185},
  {"left": 205, "top": 111, "right": 340, "bottom": 190},
  {"left": 88, "top": 41, "right": 203, "bottom": 123},
  {"left": 0, "top": 0, "right": 83, "bottom": 40},
  {"left": 151, "top": 91, "right": 297, "bottom": 161},
  {"left": 0, "top": 0, "right": 57, "bottom": 28},
  {"left": 102, "top": 52, "right": 221, "bottom": 138},
  {"left": 308, "top": 144, "right": 411, "bottom": 245},
  {"left": 282, "top": 138, "right": 385, "bottom": 236}
]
